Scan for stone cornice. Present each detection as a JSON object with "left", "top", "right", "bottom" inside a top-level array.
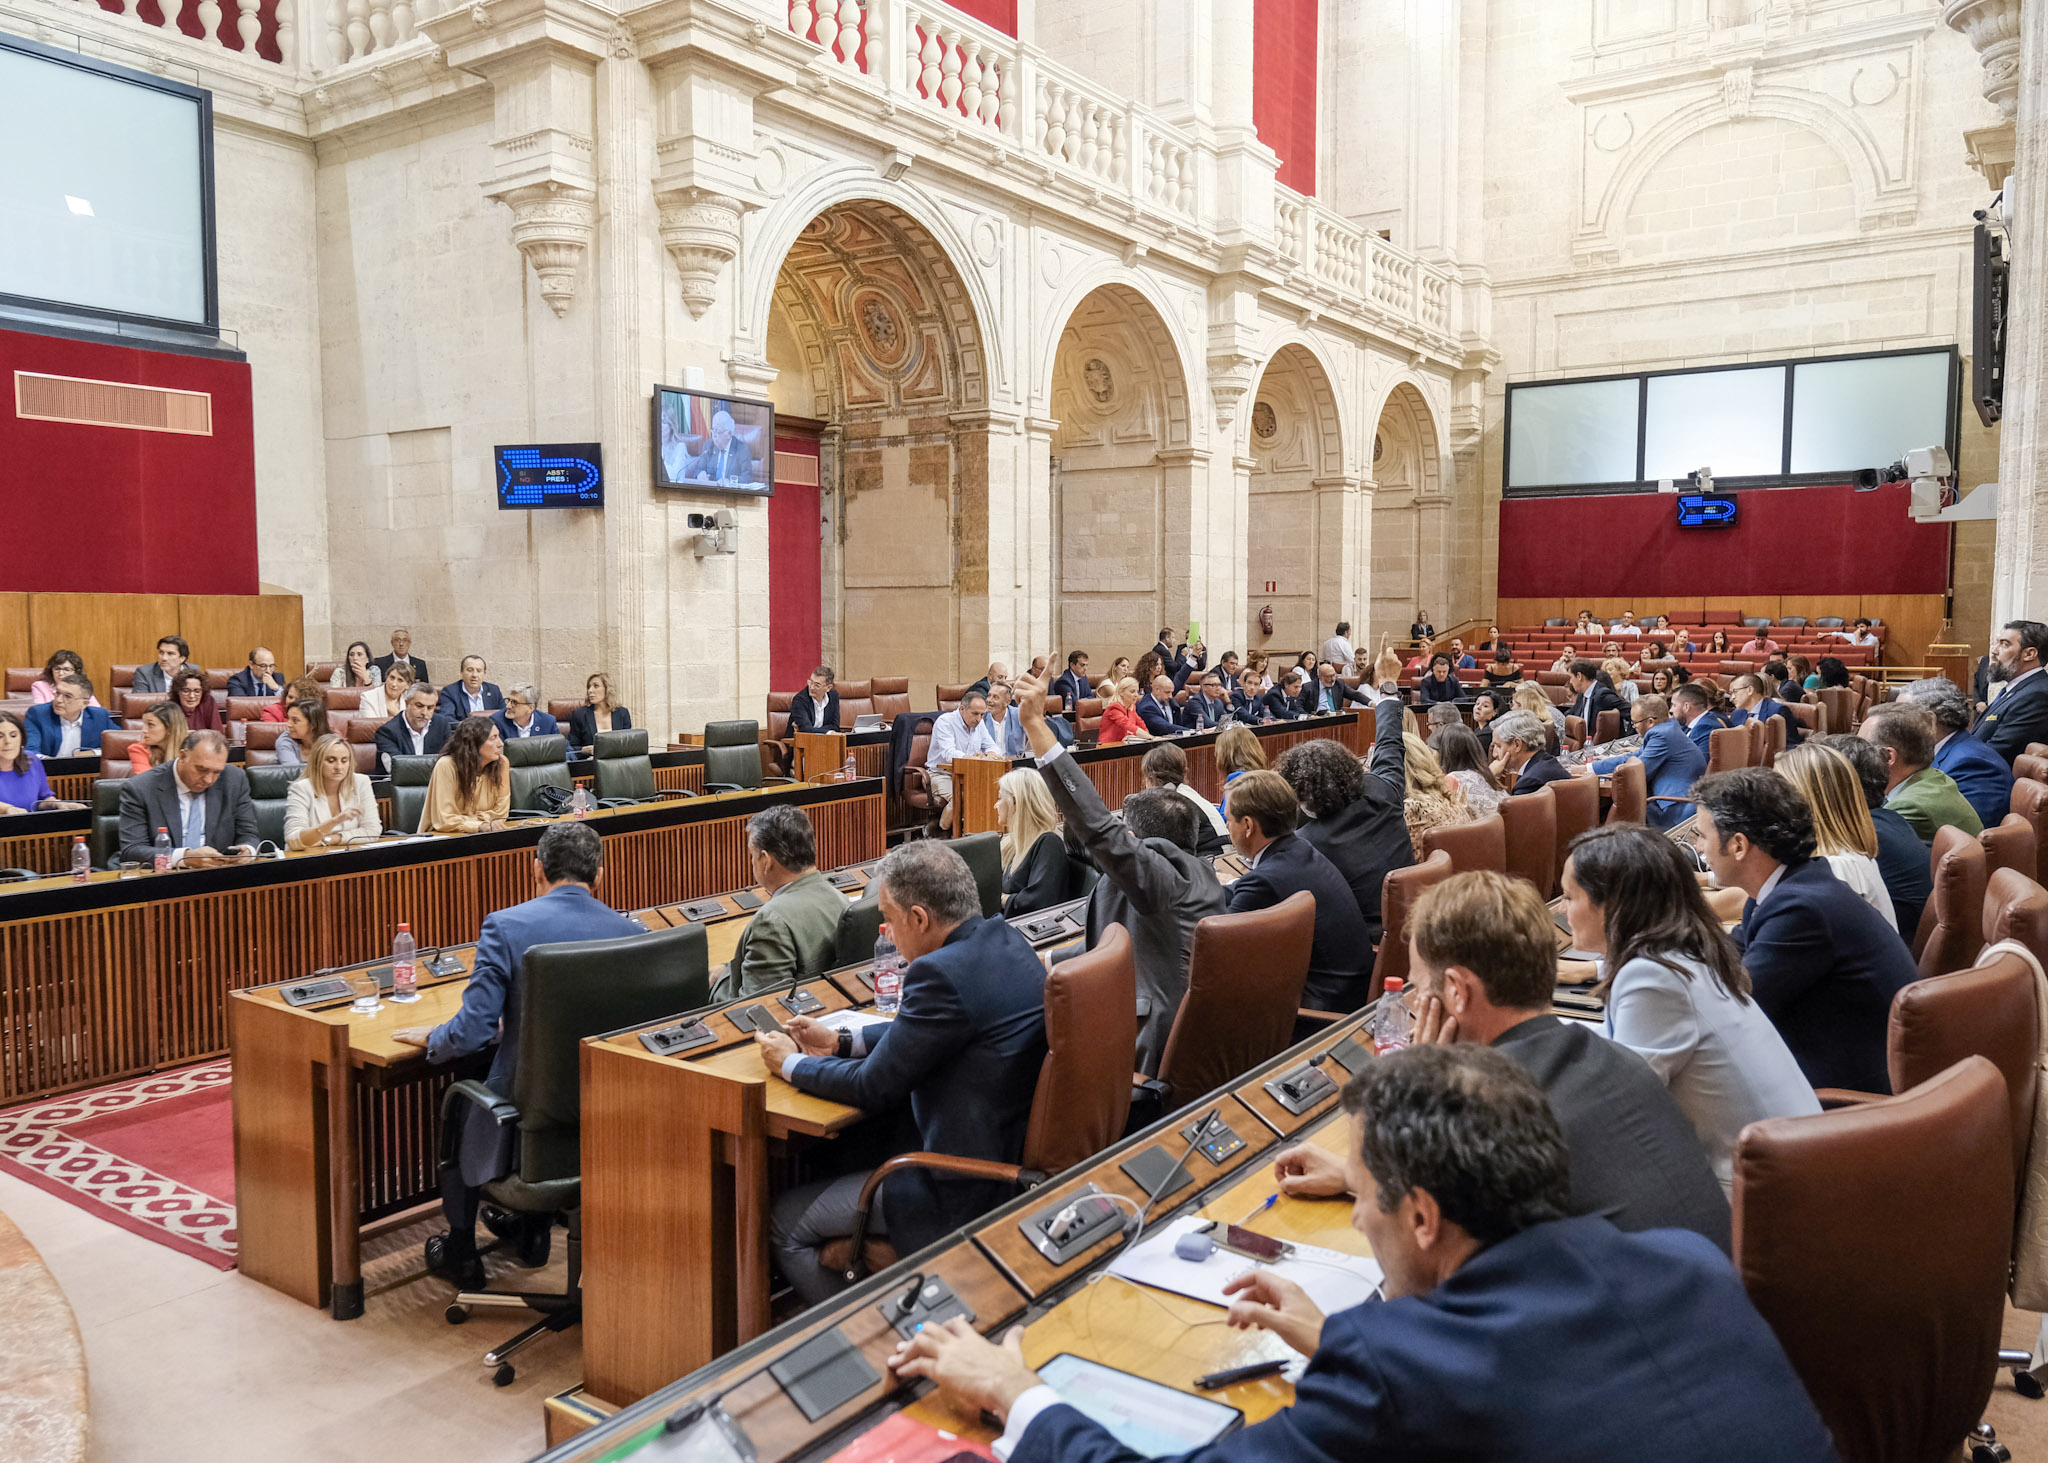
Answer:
[
  {"left": 1490, "top": 219, "right": 1977, "bottom": 297},
  {"left": 1562, "top": 5, "right": 1940, "bottom": 104}
]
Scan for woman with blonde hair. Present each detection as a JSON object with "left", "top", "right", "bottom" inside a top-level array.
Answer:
[
  {"left": 129, "top": 700, "right": 190, "bottom": 773},
  {"left": 1602, "top": 658, "right": 1640, "bottom": 703},
  {"left": 996, "top": 767, "right": 1074, "bottom": 914},
  {"left": 1775, "top": 744, "right": 1895, "bottom": 929},
  {"left": 1512, "top": 680, "right": 1567, "bottom": 743},
  {"left": 570, "top": 671, "right": 633, "bottom": 750},
  {"left": 1402, "top": 732, "right": 1472, "bottom": 857},
  {"left": 285, "top": 732, "right": 382, "bottom": 849},
  {"left": 1097, "top": 677, "right": 1149, "bottom": 745},
  {"left": 1214, "top": 724, "right": 1267, "bottom": 787}
]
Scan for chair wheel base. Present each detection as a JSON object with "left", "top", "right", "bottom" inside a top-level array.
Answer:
[
  {"left": 2016, "top": 1368, "right": 2045, "bottom": 1400},
  {"left": 445, "top": 1303, "right": 469, "bottom": 1325},
  {"left": 1971, "top": 1443, "right": 2011, "bottom": 1463},
  {"left": 492, "top": 1363, "right": 515, "bottom": 1388}
]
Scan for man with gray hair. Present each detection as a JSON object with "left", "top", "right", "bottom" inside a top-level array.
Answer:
[
  {"left": 1897, "top": 676, "right": 2014, "bottom": 828},
  {"left": 712, "top": 805, "right": 849, "bottom": 1002},
  {"left": 1489, "top": 710, "right": 1571, "bottom": 795},
  {"left": 756, "top": 839, "right": 1049, "bottom": 1303},
  {"left": 492, "top": 683, "right": 561, "bottom": 747},
  {"left": 926, "top": 687, "right": 996, "bottom": 835},
  {"left": 116, "top": 728, "right": 258, "bottom": 867}
]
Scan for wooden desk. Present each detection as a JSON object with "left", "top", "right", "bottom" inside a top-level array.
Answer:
[
  {"left": 792, "top": 731, "right": 848, "bottom": 784},
  {"left": 4, "top": 779, "right": 883, "bottom": 1108},
  {"left": 953, "top": 755, "right": 1011, "bottom": 835}
]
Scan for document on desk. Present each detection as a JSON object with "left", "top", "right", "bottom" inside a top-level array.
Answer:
[
  {"left": 1107, "top": 1216, "right": 1383, "bottom": 1316},
  {"left": 818, "top": 1009, "right": 894, "bottom": 1033}
]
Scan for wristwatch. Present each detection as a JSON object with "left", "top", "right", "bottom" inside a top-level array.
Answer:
[{"left": 835, "top": 1028, "right": 854, "bottom": 1059}]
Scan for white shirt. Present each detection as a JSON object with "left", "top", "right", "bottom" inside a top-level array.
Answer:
[
  {"left": 1752, "top": 864, "right": 1786, "bottom": 907},
  {"left": 994, "top": 1386, "right": 1065, "bottom": 1461},
  {"left": 929, "top": 708, "right": 996, "bottom": 768},
  {"left": 1611, "top": 622, "right": 1641, "bottom": 636},
  {"left": 405, "top": 719, "right": 433, "bottom": 754},
  {"left": 459, "top": 685, "right": 489, "bottom": 714},
  {"left": 506, "top": 716, "right": 540, "bottom": 737},
  {"left": 807, "top": 693, "right": 832, "bottom": 726},
  {"left": 1822, "top": 851, "right": 1898, "bottom": 930},
  {"left": 56, "top": 712, "right": 83, "bottom": 757},
  {"left": 1320, "top": 635, "right": 1354, "bottom": 666}
]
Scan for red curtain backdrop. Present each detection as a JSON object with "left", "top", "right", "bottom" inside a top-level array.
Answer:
[
  {"left": 1254, "top": 0, "right": 1319, "bottom": 196},
  {"left": 946, "top": 0, "right": 1015, "bottom": 34},
  {"left": 0, "top": 327, "right": 258, "bottom": 595},
  {"left": 1497, "top": 484, "right": 1949, "bottom": 598},
  {"left": 768, "top": 434, "right": 823, "bottom": 693}
]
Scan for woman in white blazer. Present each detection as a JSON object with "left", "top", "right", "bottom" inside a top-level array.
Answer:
[{"left": 284, "top": 732, "right": 383, "bottom": 849}]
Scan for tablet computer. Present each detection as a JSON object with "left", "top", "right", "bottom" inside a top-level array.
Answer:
[{"left": 1036, "top": 1353, "right": 1244, "bottom": 1457}]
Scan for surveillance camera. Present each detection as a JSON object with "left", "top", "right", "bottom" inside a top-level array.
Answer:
[
  {"left": 1975, "top": 208, "right": 1989, "bottom": 222},
  {"left": 712, "top": 507, "right": 738, "bottom": 530}
]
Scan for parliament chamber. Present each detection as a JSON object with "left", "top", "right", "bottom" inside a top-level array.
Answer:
[{"left": 10, "top": 0, "right": 2048, "bottom": 1460}]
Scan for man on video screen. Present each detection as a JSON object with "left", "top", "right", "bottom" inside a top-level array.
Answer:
[{"left": 675, "top": 405, "right": 762, "bottom": 487}]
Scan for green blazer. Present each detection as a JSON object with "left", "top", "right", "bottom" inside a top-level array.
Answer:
[
  {"left": 1884, "top": 765, "right": 1983, "bottom": 845},
  {"left": 712, "top": 868, "right": 850, "bottom": 1002}
]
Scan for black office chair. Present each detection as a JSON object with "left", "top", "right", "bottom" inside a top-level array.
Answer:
[
  {"left": 0, "top": 868, "right": 39, "bottom": 883},
  {"left": 702, "top": 719, "right": 794, "bottom": 795},
  {"left": 245, "top": 764, "right": 297, "bottom": 849},
  {"left": 441, "top": 921, "right": 710, "bottom": 1384},
  {"left": 953, "top": 830, "right": 1004, "bottom": 917},
  {"left": 504, "top": 735, "right": 572, "bottom": 817},
  {"left": 90, "top": 777, "right": 124, "bottom": 868},
  {"left": 590, "top": 729, "right": 692, "bottom": 806},
  {"left": 387, "top": 755, "right": 439, "bottom": 834},
  {"left": 831, "top": 886, "right": 885, "bottom": 969}
]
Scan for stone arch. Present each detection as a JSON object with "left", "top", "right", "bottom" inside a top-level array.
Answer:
[
  {"left": 1242, "top": 333, "right": 1347, "bottom": 475},
  {"left": 1044, "top": 283, "right": 1200, "bottom": 662},
  {"left": 1368, "top": 380, "right": 1448, "bottom": 644},
  {"left": 1622, "top": 115, "right": 1856, "bottom": 258},
  {"left": 1034, "top": 261, "right": 1203, "bottom": 437},
  {"left": 1245, "top": 342, "right": 1353, "bottom": 655}
]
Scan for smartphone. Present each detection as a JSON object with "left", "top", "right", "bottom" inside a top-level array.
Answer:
[{"left": 1220, "top": 1225, "right": 1289, "bottom": 1262}]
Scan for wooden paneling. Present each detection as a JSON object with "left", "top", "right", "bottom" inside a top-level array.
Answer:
[
  {"left": 0, "top": 593, "right": 28, "bottom": 677},
  {"left": 1861, "top": 594, "right": 1946, "bottom": 667},
  {"left": 1495, "top": 597, "right": 1564, "bottom": 627},
  {"left": 177, "top": 593, "right": 305, "bottom": 681},
  {"left": 27, "top": 592, "right": 180, "bottom": 697},
  {"left": 0, "top": 828, "right": 81, "bottom": 875}
]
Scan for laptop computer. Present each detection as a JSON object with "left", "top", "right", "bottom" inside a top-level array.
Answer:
[{"left": 851, "top": 713, "right": 884, "bottom": 730}]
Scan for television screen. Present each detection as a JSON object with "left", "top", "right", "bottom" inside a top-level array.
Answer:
[
  {"left": 495, "top": 442, "right": 604, "bottom": 509},
  {"left": 652, "top": 386, "right": 774, "bottom": 497}
]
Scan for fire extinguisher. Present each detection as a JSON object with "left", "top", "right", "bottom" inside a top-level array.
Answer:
[{"left": 1258, "top": 604, "right": 1275, "bottom": 636}]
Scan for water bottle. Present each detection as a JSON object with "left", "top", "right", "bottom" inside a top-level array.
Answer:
[
  {"left": 571, "top": 785, "right": 592, "bottom": 819},
  {"left": 842, "top": 754, "right": 857, "bottom": 783},
  {"left": 153, "top": 827, "right": 172, "bottom": 873},
  {"left": 872, "top": 929, "right": 903, "bottom": 1016},
  {"left": 1371, "top": 977, "right": 1413, "bottom": 1055},
  {"left": 390, "top": 923, "right": 419, "bottom": 1003},
  {"left": 71, "top": 837, "right": 90, "bottom": 883}
]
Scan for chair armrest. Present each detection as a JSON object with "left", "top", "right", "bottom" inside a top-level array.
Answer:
[
  {"left": 1814, "top": 1087, "right": 1886, "bottom": 1109},
  {"left": 1296, "top": 1007, "right": 1347, "bottom": 1027},
  {"left": 842, "top": 1152, "right": 1031, "bottom": 1280},
  {"left": 762, "top": 775, "right": 798, "bottom": 786},
  {"left": 702, "top": 781, "right": 743, "bottom": 794},
  {"left": 506, "top": 808, "right": 550, "bottom": 820}
]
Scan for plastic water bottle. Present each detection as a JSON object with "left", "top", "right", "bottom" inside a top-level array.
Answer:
[
  {"left": 390, "top": 923, "right": 419, "bottom": 1003},
  {"left": 842, "top": 754, "right": 857, "bottom": 783},
  {"left": 1371, "top": 977, "right": 1413, "bottom": 1055},
  {"left": 570, "top": 785, "right": 592, "bottom": 819},
  {"left": 872, "top": 930, "right": 903, "bottom": 1016},
  {"left": 153, "top": 827, "right": 172, "bottom": 873},
  {"left": 71, "top": 837, "right": 90, "bottom": 883}
]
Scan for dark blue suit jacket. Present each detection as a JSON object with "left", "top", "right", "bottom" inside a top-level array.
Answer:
[
  {"left": 437, "top": 681, "right": 505, "bottom": 722},
  {"left": 1050, "top": 670, "right": 1091, "bottom": 718},
  {"left": 1593, "top": 719, "right": 1705, "bottom": 830},
  {"left": 492, "top": 709, "right": 561, "bottom": 745},
  {"left": 1012, "top": 1217, "right": 1838, "bottom": 1463},
  {"left": 1733, "top": 855, "right": 1919, "bottom": 1092},
  {"left": 1226, "top": 831, "right": 1373, "bottom": 1013},
  {"left": 24, "top": 702, "right": 117, "bottom": 756},
  {"left": 1135, "top": 694, "right": 1179, "bottom": 737},
  {"left": 1935, "top": 731, "right": 2015, "bottom": 829},
  {"left": 1729, "top": 698, "right": 1802, "bottom": 749},
  {"left": 1872, "top": 804, "right": 1933, "bottom": 935},
  {"left": 1681, "top": 708, "right": 1728, "bottom": 760},
  {"left": 1261, "top": 687, "right": 1303, "bottom": 721},
  {"left": 1302, "top": 678, "right": 1371, "bottom": 717},
  {"left": 1179, "top": 694, "right": 1231, "bottom": 730},
  {"left": 1512, "top": 753, "right": 1572, "bottom": 794},
  {"left": 225, "top": 668, "right": 286, "bottom": 699},
  {"left": 567, "top": 704, "right": 632, "bottom": 749},
  {"left": 1973, "top": 671, "right": 2048, "bottom": 763},
  {"left": 374, "top": 711, "right": 455, "bottom": 772},
  {"left": 789, "top": 916, "right": 1047, "bottom": 1253},
  {"left": 427, "top": 883, "right": 643, "bottom": 1094}
]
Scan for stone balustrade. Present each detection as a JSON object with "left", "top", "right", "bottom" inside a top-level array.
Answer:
[
  {"left": 1276, "top": 182, "right": 1457, "bottom": 337},
  {"left": 69, "top": 0, "right": 292, "bottom": 65},
  {"left": 326, "top": 0, "right": 415, "bottom": 66}
]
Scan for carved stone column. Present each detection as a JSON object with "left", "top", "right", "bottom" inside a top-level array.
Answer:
[
  {"left": 655, "top": 188, "right": 748, "bottom": 318},
  {"left": 1991, "top": 0, "right": 2048, "bottom": 625},
  {"left": 1946, "top": 0, "right": 2024, "bottom": 117},
  {"left": 1157, "top": 447, "right": 1211, "bottom": 647},
  {"left": 1312, "top": 475, "right": 1363, "bottom": 651},
  {"left": 1023, "top": 417, "right": 1059, "bottom": 659},
  {"left": 492, "top": 180, "right": 596, "bottom": 317}
]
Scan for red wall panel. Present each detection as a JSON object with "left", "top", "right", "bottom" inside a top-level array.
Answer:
[
  {"left": 0, "top": 327, "right": 258, "bottom": 595},
  {"left": 1497, "top": 484, "right": 1949, "bottom": 599},
  {"left": 768, "top": 434, "right": 823, "bottom": 692},
  {"left": 1254, "top": 0, "right": 1319, "bottom": 196},
  {"left": 941, "top": 0, "right": 1014, "bottom": 34}
]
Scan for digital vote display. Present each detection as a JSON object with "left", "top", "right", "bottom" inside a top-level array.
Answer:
[
  {"left": 1676, "top": 493, "right": 1737, "bottom": 528},
  {"left": 495, "top": 443, "right": 604, "bottom": 509}
]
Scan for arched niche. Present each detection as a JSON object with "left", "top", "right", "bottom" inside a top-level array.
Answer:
[
  {"left": 1368, "top": 380, "right": 1446, "bottom": 642},
  {"left": 1246, "top": 343, "right": 1349, "bottom": 656}
]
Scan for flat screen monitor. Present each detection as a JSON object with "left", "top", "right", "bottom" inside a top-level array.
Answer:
[
  {"left": 652, "top": 386, "right": 774, "bottom": 497},
  {"left": 495, "top": 443, "right": 603, "bottom": 509}
]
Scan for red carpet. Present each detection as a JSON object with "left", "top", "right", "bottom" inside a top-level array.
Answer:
[{"left": 0, "top": 1062, "right": 238, "bottom": 1269}]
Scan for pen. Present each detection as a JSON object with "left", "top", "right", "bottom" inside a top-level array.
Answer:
[
  {"left": 1238, "top": 1192, "right": 1278, "bottom": 1224},
  {"left": 1195, "top": 1359, "right": 1289, "bottom": 1391}
]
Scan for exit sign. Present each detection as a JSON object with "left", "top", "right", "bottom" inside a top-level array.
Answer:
[{"left": 1264, "top": 580, "right": 1278, "bottom": 592}]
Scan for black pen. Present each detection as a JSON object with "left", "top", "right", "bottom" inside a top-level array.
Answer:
[{"left": 1194, "top": 1359, "right": 1289, "bottom": 1391}]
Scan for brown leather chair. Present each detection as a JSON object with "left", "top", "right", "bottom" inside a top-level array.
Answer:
[
  {"left": 765, "top": 691, "right": 795, "bottom": 773},
  {"left": 1149, "top": 893, "right": 1315, "bottom": 1112},
  {"left": 1076, "top": 698, "right": 1104, "bottom": 740},
  {"left": 1762, "top": 712, "right": 1786, "bottom": 768},
  {"left": 1733, "top": 1057, "right": 2011, "bottom": 1463},
  {"left": 936, "top": 683, "right": 971, "bottom": 714},
  {"left": 1604, "top": 759, "right": 1645, "bottom": 825},
  {"left": 1499, "top": 785, "right": 1557, "bottom": 898},
  {"left": 1815, "top": 686, "right": 1857, "bottom": 735},
  {"left": 836, "top": 679, "right": 873, "bottom": 701},
  {"left": 1984, "top": 867, "right": 2048, "bottom": 970},
  {"left": 226, "top": 696, "right": 272, "bottom": 723},
  {"left": 900, "top": 718, "right": 940, "bottom": 823},
  {"left": 1744, "top": 718, "right": 1769, "bottom": 768},
  {"left": 1372, "top": 851, "right": 1455, "bottom": 1002},
  {"left": 827, "top": 924, "right": 1139, "bottom": 1280},
  {"left": 4, "top": 668, "right": 34, "bottom": 695},
  {"left": 1787, "top": 702, "right": 1821, "bottom": 736},
  {"left": 1889, "top": 954, "right": 2040, "bottom": 1182},
  {"left": 1563, "top": 715, "right": 1585, "bottom": 747},
  {"left": 839, "top": 697, "right": 877, "bottom": 725},
  {"left": 548, "top": 699, "right": 581, "bottom": 726},
  {"left": 1421, "top": 813, "right": 1506, "bottom": 876},
  {"left": 873, "top": 692, "right": 911, "bottom": 721},
  {"left": 2009, "top": 779, "right": 2048, "bottom": 888},
  {"left": 870, "top": 677, "right": 909, "bottom": 698},
  {"left": 2015, "top": 753, "right": 2048, "bottom": 786},
  {"left": 1912, "top": 824, "right": 1987, "bottom": 978},
  {"left": 307, "top": 662, "right": 339, "bottom": 684},
  {"left": 119, "top": 690, "right": 167, "bottom": 723},
  {"left": 111, "top": 665, "right": 140, "bottom": 692},
  {"left": 325, "top": 688, "right": 363, "bottom": 714},
  {"left": 204, "top": 669, "right": 231, "bottom": 692},
  {"left": 1548, "top": 773, "right": 1599, "bottom": 882},
  {"left": 1706, "top": 725, "right": 1748, "bottom": 773},
  {"left": 100, "top": 731, "right": 140, "bottom": 777},
  {"left": 243, "top": 722, "right": 285, "bottom": 763},
  {"left": 1981, "top": 814, "right": 2038, "bottom": 883},
  {"left": 1592, "top": 708, "right": 1621, "bottom": 745}
]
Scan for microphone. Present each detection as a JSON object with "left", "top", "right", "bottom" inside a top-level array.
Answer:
[{"left": 1117, "top": 1105, "right": 1222, "bottom": 1255}]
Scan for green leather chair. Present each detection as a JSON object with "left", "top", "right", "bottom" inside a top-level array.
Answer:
[
  {"left": 91, "top": 778, "right": 125, "bottom": 868},
  {"left": 245, "top": 765, "right": 297, "bottom": 850},
  {"left": 953, "top": 830, "right": 1005, "bottom": 918},
  {"left": 702, "top": 719, "right": 795, "bottom": 795},
  {"left": 831, "top": 886, "right": 886, "bottom": 969},
  {"left": 439, "top": 920, "right": 710, "bottom": 1384},
  {"left": 591, "top": 729, "right": 691, "bottom": 807},
  {"left": 388, "top": 755, "right": 439, "bottom": 835},
  {"left": 504, "top": 735, "right": 572, "bottom": 817}
]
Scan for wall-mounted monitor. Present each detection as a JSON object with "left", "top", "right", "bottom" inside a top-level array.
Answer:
[
  {"left": 1676, "top": 494, "right": 1737, "bottom": 528},
  {"left": 495, "top": 443, "right": 603, "bottom": 509},
  {"left": 652, "top": 386, "right": 774, "bottom": 497}
]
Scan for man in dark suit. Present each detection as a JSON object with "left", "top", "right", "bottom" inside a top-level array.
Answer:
[
  {"left": 1972, "top": 619, "right": 2048, "bottom": 762},
  {"left": 115, "top": 730, "right": 258, "bottom": 867},
  {"left": 1584, "top": 696, "right": 1705, "bottom": 831},
  {"left": 1224, "top": 771, "right": 1373, "bottom": 1012},
  {"left": 225, "top": 647, "right": 284, "bottom": 699},
  {"left": 492, "top": 683, "right": 562, "bottom": 748},
  {"left": 1178, "top": 672, "right": 1233, "bottom": 730},
  {"left": 1275, "top": 698, "right": 1410, "bottom": 950},
  {"left": 1049, "top": 652, "right": 1091, "bottom": 720},
  {"left": 130, "top": 635, "right": 193, "bottom": 694},
  {"left": 436, "top": 655, "right": 504, "bottom": 722},
  {"left": 25, "top": 677, "right": 118, "bottom": 757},
  {"left": 758, "top": 840, "right": 1048, "bottom": 1304},
  {"left": 375, "top": 684, "right": 455, "bottom": 773},
  {"left": 1262, "top": 669, "right": 1306, "bottom": 721},
  {"left": 1694, "top": 768, "right": 1918, "bottom": 1093},
  {"left": 1726, "top": 674, "right": 1802, "bottom": 751},
  {"left": 893, "top": 1045, "right": 1832, "bottom": 1463},
  {"left": 1813, "top": 734, "right": 1933, "bottom": 936},
  {"left": 1900, "top": 676, "right": 2013, "bottom": 827},
  {"left": 1490, "top": 710, "right": 1571, "bottom": 794},
  {"left": 1564, "top": 659, "right": 1623, "bottom": 732},
  {"left": 788, "top": 666, "right": 842, "bottom": 734},
  {"left": 682, "top": 409, "right": 762, "bottom": 485},
  {"left": 1135, "top": 675, "right": 1180, "bottom": 737},
  {"left": 1151, "top": 629, "right": 1206, "bottom": 691},
  {"left": 1018, "top": 677, "right": 1225, "bottom": 1073},
  {"left": 1214, "top": 650, "right": 1242, "bottom": 695},
  {"left": 1301, "top": 661, "right": 1371, "bottom": 718},
  {"left": 394, "top": 822, "right": 643, "bottom": 1284},
  {"left": 1671, "top": 683, "right": 1727, "bottom": 761},
  {"left": 370, "top": 627, "right": 430, "bottom": 686}
]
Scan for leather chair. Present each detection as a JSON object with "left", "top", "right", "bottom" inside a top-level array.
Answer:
[
  {"left": 839, "top": 697, "right": 877, "bottom": 727},
  {"left": 836, "top": 679, "right": 873, "bottom": 701},
  {"left": 111, "top": 665, "right": 139, "bottom": 691},
  {"left": 4, "top": 668, "right": 34, "bottom": 694},
  {"left": 245, "top": 765, "right": 297, "bottom": 849},
  {"left": 243, "top": 723, "right": 285, "bottom": 766},
  {"left": 832, "top": 925, "right": 1140, "bottom": 1281},
  {"left": 119, "top": 690, "right": 167, "bottom": 724},
  {"left": 388, "top": 755, "right": 439, "bottom": 835},
  {"left": 441, "top": 922, "right": 710, "bottom": 1383},
  {"left": 1704, "top": 725, "right": 1748, "bottom": 774},
  {"left": 1894, "top": 954, "right": 2039, "bottom": 1183},
  {"left": 2017, "top": 753, "right": 2048, "bottom": 786},
  {"left": 503, "top": 736, "right": 572, "bottom": 816},
  {"left": 325, "top": 689, "right": 364, "bottom": 714},
  {"left": 1777, "top": 616, "right": 1809, "bottom": 629},
  {"left": 226, "top": 696, "right": 271, "bottom": 724},
  {"left": 1813, "top": 616, "right": 1846, "bottom": 628},
  {"left": 1075, "top": 699, "right": 1104, "bottom": 741},
  {"left": 936, "top": 684, "right": 972, "bottom": 715},
  {"left": 591, "top": 729, "right": 688, "bottom": 806},
  {"left": 1763, "top": 713, "right": 1786, "bottom": 768},
  {"left": 1422, "top": 813, "right": 1506, "bottom": 875},
  {"left": 1144, "top": 892, "right": 1316, "bottom": 1116},
  {"left": 547, "top": 700, "right": 581, "bottom": 727},
  {"left": 1981, "top": 814, "right": 2037, "bottom": 883},
  {"left": 1563, "top": 715, "right": 1584, "bottom": 748},
  {"left": 900, "top": 721, "right": 941, "bottom": 823},
  {"left": 1733, "top": 1058, "right": 2011, "bottom": 1463},
  {"left": 1592, "top": 708, "right": 1620, "bottom": 745},
  {"left": 953, "top": 831, "right": 1004, "bottom": 917},
  {"left": 2009, "top": 779, "right": 2048, "bottom": 888},
  {"left": 870, "top": 677, "right": 909, "bottom": 698},
  {"left": 345, "top": 716, "right": 382, "bottom": 778},
  {"left": 100, "top": 731, "right": 140, "bottom": 777},
  {"left": 1604, "top": 759, "right": 1646, "bottom": 825},
  {"left": 1912, "top": 825, "right": 1988, "bottom": 978},
  {"left": 703, "top": 720, "right": 793, "bottom": 795},
  {"left": 873, "top": 691, "right": 912, "bottom": 722},
  {"left": 765, "top": 692, "right": 795, "bottom": 773},
  {"left": 1499, "top": 785, "right": 1557, "bottom": 898},
  {"left": 90, "top": 778, "right": 124, "bottom": 868},
  {"left": 1547, "top": 775, "right": 1599, "bottom": 890},
  {"left": 1787, "top": 702, "right": 1821, "bottom": 736},
  {"left": 1985, "top": 867, "right": 2048, "bottom": 970},
  {"left": 830, "top": 887, "right": 886, "bottom": 969},
  {"left": 1815, "top": 687, "right": 1857, "bottom": 735}
]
